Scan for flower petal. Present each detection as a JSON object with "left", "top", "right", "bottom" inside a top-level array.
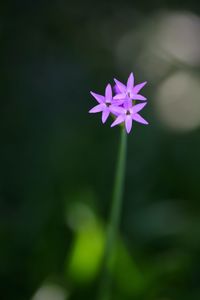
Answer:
[
  {"left": 111, "top": 115, "right": 125, "bottom": 127},
  {"left": 131, "top": 102, "right": 147, "bottom": 114},
  {"left": 114, "top": 79, "right": 126, "bottom": 93},
  {"left": 132, "top": 94, "right": 147, "bottom": 101},
  {"left": 89, "top": 104, "right": 104, "bottom": 113},
  {"left": 90, "top": 91, "right": 105, "bottom": 103},
  {"left": 105, "top": 84, "right": 112, "bottom": 101},
  {"left": 113, "top": 84, "right": 121, "bottom": 94},
  {"left": 113, "top": 93, "right": 126, "bottom": 100},
  {"left": 127, "top": 73, "right": 134, "bottom": 89},
  {"left": 123, "top": 98, "right": 132, "bottom": 109},
  {"left": 110, "top": 105, "right": 125, "bottom": 115},
  {"left": 102, "top": 109, "right": 110, "bottom": 123},
  {"left": 132, "top": 81, "right": 147, "bottom": 94},
  {"left": 132, "top": 113, "right": 148, "bottom": 125},
  {"left": 125, "top": 115, "right": 132, "bottom": 133},
  {"left": 112, "top": 98, "right": 125, "bottom": 106}
]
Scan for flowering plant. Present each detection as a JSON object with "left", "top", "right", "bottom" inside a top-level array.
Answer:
[
  {"left": 89, "top": 73, "right": 148, "bottom": 133},
  {"left": 89, "top": 73, "right": 149, "bottom": 300}
]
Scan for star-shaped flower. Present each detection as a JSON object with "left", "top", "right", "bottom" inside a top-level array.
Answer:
[
  {"left": 113, "top": 72, "right": 147, "bottom": 103},
  {"left": 110, "top": 102, "right": 148, "bottom": 134},
  {"left": 89, "top": 72, "right": 149, "bottom": 133},
  {"left": 89, "top": 84, "right": 116, "bottom": 123}
]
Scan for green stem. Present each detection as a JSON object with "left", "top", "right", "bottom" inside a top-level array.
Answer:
[{"left": 98, "top": 127, "right": 127, "bottom": 300}]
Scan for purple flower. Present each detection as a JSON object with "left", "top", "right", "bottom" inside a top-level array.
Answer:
[
  {"left": 110, "top": 103, "right": 148, "bottom": 134},
  {"left": 89, "top": 72, "right": 149, "bottom": 134},
  {"left": 114, "top": 72, "right": 147, "bottom": 104},
  {"left": 89, "top": 84, "right": 114, "bottom": 123}
]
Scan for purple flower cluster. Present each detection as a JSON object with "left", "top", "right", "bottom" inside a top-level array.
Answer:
[{"left": 89, "top": 73, "right": 149, "bottom": 134}]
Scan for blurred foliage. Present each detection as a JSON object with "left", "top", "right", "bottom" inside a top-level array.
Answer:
[{"left": 0, "top": 0, "right": 200, "bottom": 300}]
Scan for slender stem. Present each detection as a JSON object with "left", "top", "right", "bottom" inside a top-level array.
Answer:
[{"left": 98, "top": 127, "right": 127, "bottom": 300}]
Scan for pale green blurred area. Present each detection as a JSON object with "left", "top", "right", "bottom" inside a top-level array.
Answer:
[{"left": 1, "top": 1, "right": 200, "bottom": 300}]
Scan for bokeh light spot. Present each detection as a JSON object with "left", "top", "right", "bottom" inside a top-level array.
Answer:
[{"left": 155, "top": 71, "right": 200, "bottom": 132}]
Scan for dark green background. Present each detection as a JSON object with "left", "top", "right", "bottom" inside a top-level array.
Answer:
[{"left": 1, "top": 1, "right": 200, "bottom": 300}]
